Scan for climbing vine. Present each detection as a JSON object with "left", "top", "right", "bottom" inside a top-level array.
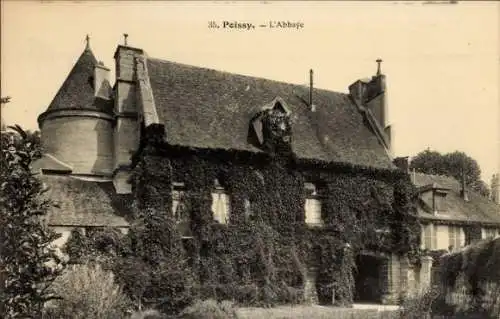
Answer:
[
  {"left": 66, "top": 122, "right": 420, "bottom": 310},
  {"left": 125, "top": 138, "right": 420, "bottom": 308}
]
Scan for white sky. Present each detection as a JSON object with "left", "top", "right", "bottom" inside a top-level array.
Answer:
[{"left": 1, "top": 1, "right": 499, "bottom": 182}]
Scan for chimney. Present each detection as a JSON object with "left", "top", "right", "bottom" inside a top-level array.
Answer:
[
  {"left": 309, "top": 69, "right": 316, "bottom": 112},
  {"left": 94, "top": 61, "right": 111, "bottom": 99},
  {"left": 393, "top": 156, "right": 410, "bottom": 174},
  {"left": 460, "top": 169, "right": 469, "bottom": 202},
  {"left": 348, "top": 59, "right": 390, "bottom": 148},
  {"left": 112, "top": 35, "right": 144, "bottom": 194}
]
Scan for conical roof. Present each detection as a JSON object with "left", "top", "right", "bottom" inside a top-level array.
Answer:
[{"left": 41, "top": 44, "right": 113, "bottom": 117}]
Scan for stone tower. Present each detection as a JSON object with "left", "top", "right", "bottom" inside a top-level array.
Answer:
[{"left": 36, "top": 37, "right": 114, "bottom": 178}]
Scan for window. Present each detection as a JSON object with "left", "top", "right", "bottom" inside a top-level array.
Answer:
[
  {"left": 483, "top": 228, "right": 498, "bottom": 239},
  {"left": 211, "top": 179, "right": 231, "bottom": 224},
  {"left": 422, "top": 223, "right": 436, "bottom": 250},
  {"left": 448, "top": 226, "right": 462, "bottom": 251},
  {"left": 305, "top": 182, "right": 322, "bottom": 226}
]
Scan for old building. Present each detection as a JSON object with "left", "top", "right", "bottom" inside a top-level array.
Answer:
[
  {"left": 33, "top": 37, "right": 421, "bottom": 304},
  {"left": 393, "top": 157, "right": 500, "bottom": 291}
]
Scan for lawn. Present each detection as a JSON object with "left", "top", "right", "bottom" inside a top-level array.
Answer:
[{"left": 236, "top": 305, "right": 400, "bottom": 319}]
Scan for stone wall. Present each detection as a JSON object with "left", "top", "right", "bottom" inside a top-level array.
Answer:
[{"left": 41, "top": 113, "right": 114, "bottom": 176}]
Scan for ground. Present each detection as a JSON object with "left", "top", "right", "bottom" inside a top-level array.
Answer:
[{"left": 236, "top": 304, "right": 400, "bottom": 319}]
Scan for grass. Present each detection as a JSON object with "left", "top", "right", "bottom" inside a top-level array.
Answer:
[{"left": 236, "top": 305, "right": 399, "bottom": 319}]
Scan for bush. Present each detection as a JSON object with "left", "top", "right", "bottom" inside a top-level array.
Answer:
[
  {"left": 42, "top": 263, "right": 131, "bottom": 319},
  {"left": 178, "top": 299, "right": 237, "bottom": 319},
  {"left": 399, "top": 287, "right": 440, "bottom": 319}
]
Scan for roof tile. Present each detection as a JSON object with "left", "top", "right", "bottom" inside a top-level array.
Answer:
[{"left": 147, "top": 58, "right": 394, "bottom": 169}]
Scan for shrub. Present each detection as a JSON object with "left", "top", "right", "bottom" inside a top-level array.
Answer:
[
  {"left": 42, "top": 263, "right": 131, "bottom": 319},
  {"left": 178, "top": 299, "right": 237, "bottom": 319},
  {"left": 399, "top": 287, "right": 440, "bottom": 319}
]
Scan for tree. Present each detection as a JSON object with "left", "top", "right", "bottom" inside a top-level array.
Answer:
[
  {"left": 491, "top": 174, "right": 499, "bottom": 203},
  {"left": 0, "top": 125, "right": 64, "bottom": 318},
  {"left": 410, "top": 149, "right": 490, "bottom": 197}
]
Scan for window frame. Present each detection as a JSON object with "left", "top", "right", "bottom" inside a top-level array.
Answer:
[
  {"left": 304, "top": 182, "right": 323, "bottom": 226},
  {"left": 448, "top": 225, "right": 462, "bottom": 251},
  {"left": 422, "top": 223, "right": 436, "bottom": 250},
  {"left": 211, "top": 179, "right": 231, "bottom": 225}
]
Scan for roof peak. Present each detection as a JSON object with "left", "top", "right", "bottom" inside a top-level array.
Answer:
[
  {"left": 38, "top": 40, "right": 113, "bottom": 123},
  {"left": 85, "top": 34, "right": 91, "bottom": 51}
]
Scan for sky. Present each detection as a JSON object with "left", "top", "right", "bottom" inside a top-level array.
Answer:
[{"left": 1, "top": 1, "right": 499, "bottom": 182}]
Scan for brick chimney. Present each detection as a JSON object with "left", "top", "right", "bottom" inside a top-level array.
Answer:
[
  {"left": 112, "top": 34, "right": 144, "bottom": 193},
  {"left": 349, "top": 59, "right": 391, "bottom": 152}
]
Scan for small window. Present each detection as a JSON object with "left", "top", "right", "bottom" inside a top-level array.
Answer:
[
  {"left": 448, "top": 226, "right": 462, "bottom": 251},
  {"left": 304, "top": 182, "right": 322, "bottom": 226},
  {"left": 483, "top": 228, "right": 498, "bottom": 240},
  {"left": 422, "top": 223, "right": 436, "bottom": 250},
  {"left": 211, "top": 179, "right": 231, "bottom": 224}
]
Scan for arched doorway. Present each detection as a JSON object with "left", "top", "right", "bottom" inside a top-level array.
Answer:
[{"left": 354, "top": 253, "right": 386, "bottom": 303}]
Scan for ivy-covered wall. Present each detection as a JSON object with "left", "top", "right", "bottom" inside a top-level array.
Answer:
[{"left": 127, "top": 130, "right": 420, "bottom": 306}]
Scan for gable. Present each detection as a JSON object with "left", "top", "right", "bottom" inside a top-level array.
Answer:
[{"left": 146, "top": 58, "right": 395, "bottom": 170}]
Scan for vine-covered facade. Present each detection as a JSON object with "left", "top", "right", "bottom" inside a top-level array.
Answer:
[{"left": 33, "top": 38, "right": 423, "bottom": 306}]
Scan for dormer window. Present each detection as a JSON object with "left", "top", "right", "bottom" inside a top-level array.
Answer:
[
  {"left": 304, "top": 182, "right": 323, "bottom": 226},
  {"left": 418, "top": 183, "right": 450, "bottom": 216},
  {"left": 433, "top": 189, "right": 449, "bottom": 214},
  {"left": 250, "top": 96, "right": 292, "bottom": 152},
  {"left": 211, "top": 178, "right": 231, "bottom": 224}
]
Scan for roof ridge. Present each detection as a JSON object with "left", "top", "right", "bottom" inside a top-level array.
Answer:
[{"left": 147, "top": 57, "right": 348, "bottom": 96}]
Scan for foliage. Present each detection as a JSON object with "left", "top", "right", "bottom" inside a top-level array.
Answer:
[
  {"left": 42, "top": 263, "right": 132, "bottom": 319},
  {"left": 437, "top": 237, "right": 500, "bottom": 315},
  {"left": 63, "top": 227, "right": 125, "bottom": 268},
  {"left": 115, "top": 152, "right": 195, "bottom": 314},
  {"left": 115, "top": 208, "right": 195, "bottom": 314},
  {"left": 0, "top": 125, "right": 64, "bottom": 318},
  {"left": 410, "top": 149, "right": 489, "bottom": 197},
  {"left": 178, "top": 299, "right": 237, "bottom": 319},
  {"left": 398, "top": 287, "right": 440, "bottom": 319},
  {"left": 125, "top": 140, "right": 420, "bottom": 308},
  {"left": 491, "top": 173, "right": 499, "bottom": 202},
  {"left": 62, "top": 128, "right": 419, "bottom": 312}
]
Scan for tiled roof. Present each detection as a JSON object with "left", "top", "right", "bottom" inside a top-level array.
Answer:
[
  {"left": 146, "top": 58, "right": 395, "bottom": 170},
  {"left": 40, "top": 174, "right": 131, "bottom": 227},
  {"left": 40, "top": 47, "right": 113, "bottom": 118},
  {"left": 413, "top": 172, "right": 500, "bottom": 225}
]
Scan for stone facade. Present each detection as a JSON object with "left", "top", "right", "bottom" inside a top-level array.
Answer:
[{"left": 40, "top": 113, "right": 114, "bottom": 176}]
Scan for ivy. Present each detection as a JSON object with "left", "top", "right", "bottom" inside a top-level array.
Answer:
[
  {"left": 67, "top": 125, "right": 420, "bottom": 310},
  {"left": 125, "top": 141, "right": 420, "bottom": 308}
]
